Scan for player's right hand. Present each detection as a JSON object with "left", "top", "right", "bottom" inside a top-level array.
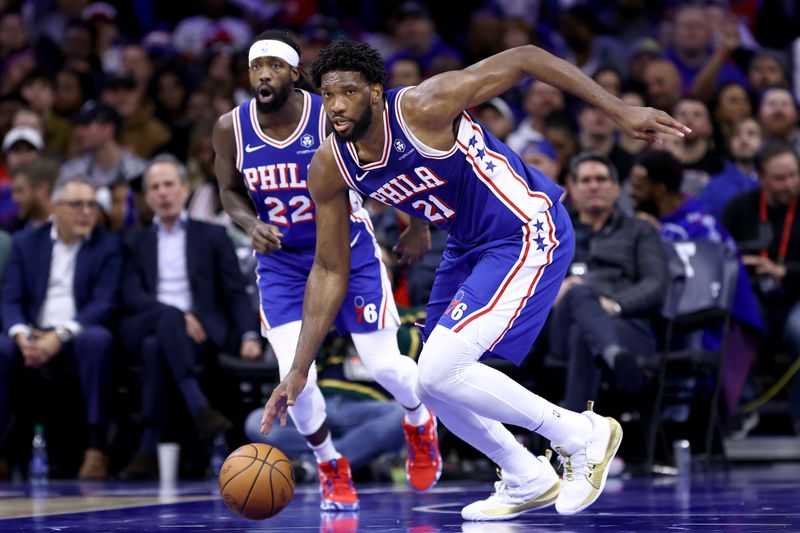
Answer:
[
  {"left": 260, "top": 370, "right": 307, "bottom": 434},
  {"left": 250, "top": 222, "right": 283, "bottom": 255}
]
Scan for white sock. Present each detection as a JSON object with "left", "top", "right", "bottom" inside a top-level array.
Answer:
[
  {"left": 310, "top": 433, "right": 341, "bottom": 464},
  {"left": 535, "top": 403, "right": 592, "bottom": 453},
  {"left": 404, "top": 403, "right": 430, "bottom": 426}
]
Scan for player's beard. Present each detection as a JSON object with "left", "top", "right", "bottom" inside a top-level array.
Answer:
[
  {"left": 332, "top": 105, "right": 373, "bottom": 143},
  {"left": 253, "top": 83, "right": 292, "bottom": 115}
]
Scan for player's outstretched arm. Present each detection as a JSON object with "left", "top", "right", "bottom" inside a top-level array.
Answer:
[
  {"left": 403, "top": 45, "right": 690, "bottom": 143},
  {"left": 213, "top": 112, "right": 283, "bottom": 254},
  {"left": 261, "top": 140, "right": 351, "bottom": 433}
]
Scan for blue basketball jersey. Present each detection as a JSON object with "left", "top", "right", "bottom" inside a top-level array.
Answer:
[
  {"left": 232, "top": 90, "right": 329, "bottom": 250},
  {"left": 330, "top": 87, "right": 566, "bottom": 245}
]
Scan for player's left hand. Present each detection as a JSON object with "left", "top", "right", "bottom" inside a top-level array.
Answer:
[
  {"left": 617, "top": 105, "right": 691, "bottom": 143},
  {"left": 261, "top": 370, "right": 307, "bottom": 434},
  {"left": 394, "top": 221, "right": 431, "bottom": 265}
]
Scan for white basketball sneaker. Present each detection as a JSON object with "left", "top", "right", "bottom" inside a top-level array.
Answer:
[
  {"left": 461, "top": 453, "right": 560, "bottom": 521},
  {"left": 552, "top": 400, "right": 623, "bottom": 515}
]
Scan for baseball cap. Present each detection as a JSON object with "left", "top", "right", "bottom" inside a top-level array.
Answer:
[
  {"left": 2, "top": 126, "right": 44, "bottom": 153},
  {"left": 72, "top": 100, "right": 122, "bottom": 129},
  {"left": 521, "top": 139, "right": 558, "bottom": 162}
]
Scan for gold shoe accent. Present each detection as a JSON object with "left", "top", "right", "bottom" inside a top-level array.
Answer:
[
  {"left": 575, "top": 416, "right": 623, "bottom": 508},
  {"left": 482, "top": 479, "right": 561, "bottom": 517}
]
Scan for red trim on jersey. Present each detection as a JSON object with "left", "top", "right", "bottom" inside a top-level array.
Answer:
[
  {"left": 345, "top": 101, "right": 392, "bottom": 169},
  {"left": 453, "top": 231, "right": 532, "bottom": 333},
  {"left": 249, "top": 91, "right": 311, "bottom": 147},
  {"left": 458, "top": 140, "right": 532, "bottom": 222},
  {"left": 394, "top": 88, "right": 458, "bottom": 159},
  {"left": 488, "top": 213, "right": 558, "bottom": 351},
  {"left": 331, "top": 138, "right": 361, "bottom": 192},
  {"left": 231, "top": 109, "right": 243, "bottom": 171},
  {"left": 464, "top": 116, "right": 553, "bottom": 208},
  {"left": 350, "top": 211, "right": 390, "bottom": 328}
]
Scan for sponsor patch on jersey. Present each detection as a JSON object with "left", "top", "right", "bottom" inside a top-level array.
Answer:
[
  {"left": 300, "top": 134, "right": 314, "bottom": 148},
  {"left": 394, "top": 139, "right": 406, "bottom": 152}
]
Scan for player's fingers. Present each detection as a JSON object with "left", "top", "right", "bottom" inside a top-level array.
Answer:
[{"left": 656, "top": 114, "right": 691, "bottom": 136}]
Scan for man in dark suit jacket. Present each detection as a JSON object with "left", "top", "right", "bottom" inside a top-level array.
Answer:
[
  {"left": 0, "top": 176, "right": 123, "bottom": 480},
  {"left": 119, "top": 154, "right": 260, "bottom": 480}
]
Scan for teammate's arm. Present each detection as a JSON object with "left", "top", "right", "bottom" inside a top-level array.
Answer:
[
  {"left": 260, "top": 139, "right": 351, "bottom": 433},
  {"left": 394, "top": 215, "right": 431, "bottom": 265},
  {"left": 402, "top": 45, "right": 690, "bottom": 144},
  {"left": 212, "top": 112, "right": 283, "bottom": 254}
]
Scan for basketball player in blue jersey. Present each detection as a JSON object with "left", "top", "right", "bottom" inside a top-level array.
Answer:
[
  {"left": 261, "top": 38, "right": 691, "bottom": 520},
  {"left": 212, "top": 31, "right": 441, "bottom": 511}
]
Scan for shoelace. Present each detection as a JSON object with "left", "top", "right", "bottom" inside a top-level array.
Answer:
[
  {"left": 555, "top": 447, "right": 591, "bottom": 482},
  {"left": 406, "top": 425, "right": 435, "bottom": 464},
  {"left": 321, "top": 462, "right": 353, "bottom": 494}
]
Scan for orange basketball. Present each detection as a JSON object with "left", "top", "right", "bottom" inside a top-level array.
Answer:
[{"left": 219, "top": 443, "right": 295, "bottom": 520}]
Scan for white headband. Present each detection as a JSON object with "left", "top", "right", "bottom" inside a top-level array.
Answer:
[{"left": 248, "top": 40, "right": 300, "bottom": 67}]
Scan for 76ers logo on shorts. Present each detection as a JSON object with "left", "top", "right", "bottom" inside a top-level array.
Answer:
[
  {"left": 444, "top": 290, "right": 468, "bottom": 321},
  {"left": 354, "top": 295, "right": 378, "bottom": 324}
]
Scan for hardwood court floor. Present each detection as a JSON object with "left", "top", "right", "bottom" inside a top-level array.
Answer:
[{"left": 1, "top": 463, "right": 799, "bottom": 531}]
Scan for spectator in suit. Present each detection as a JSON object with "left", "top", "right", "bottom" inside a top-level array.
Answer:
[
  {"left": 0, "top": 176, "right": 123, "bottom": 479},
  {"left": 549, "top": 152, "right": 667, "bottom": 411},
  {"left": 118, "top": 154, "right": 260, "bottom": 480}
]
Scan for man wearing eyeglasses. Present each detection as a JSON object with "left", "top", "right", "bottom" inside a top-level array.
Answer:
[{"left": 0, "top": 176, "right": 123, "bottom": 480}]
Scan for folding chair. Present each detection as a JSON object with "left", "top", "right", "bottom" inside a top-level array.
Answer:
[{"left": 645, "top": 239, "right": 740, "bottom": 473}]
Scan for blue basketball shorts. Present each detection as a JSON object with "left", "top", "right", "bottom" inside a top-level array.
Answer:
[
  {"left": 256, "top": 213, "right": 399, "bottom": 335},
  {"left": 423, "top": 202, "right": 574, "bottom": 365}
]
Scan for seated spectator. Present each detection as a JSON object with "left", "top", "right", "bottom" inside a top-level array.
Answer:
[
  {"left": 747, "top": 50, "right": 790, "bottom": 94},
  {"left": 60, "top": 102, "right": 145, "bottom": 230},
  {"left": 3, "top": 125, "right": 43, "bottom": 170},
  {"left": 60, "top": 101, "right": 146, "bottom": 188},
  {"left": 710, "top": 82, "right": 753, "bottom": 151},
  {"left": 549, "top": 152, "right": 667, "bottom": 411},
  {"left": 0, "top": 126, "right": 44, "bottom": 230},
  {"left": 506, "top": 81, "right": 565, "bottom": 154},
  {"left": 19, "top": 70, "right": 73, "bottom": 159},
  {"left": 520, "top": 138, "right": 560, "bottom": 184},
  {"left": 473, "top": 98, "right": 515, "bottom": 142},
  {"left": 644, "top": 58, "right": 683, "bottom": 115},
  {"left": 757, "top": 87, "right": 800, "bottom": 156},
  {"left": 667, "top": 97, "right": 726, "bottom": 197},
  {"left": 576, "top": 102, "right": 635, "bottom": 181},
  {"left": 102, "top": 73, "right": 171, "bottom": 160},
  {"left": 722, "top": 141, "right": 800, "bottom": 433},
  {"left": 0, "top": 176, "right": 122, "bottom": 479},
  {"left": 386, "top": 58, "right": 423, "bottom": 89},
  {"left": 118, "top": 155, "right": 260, "bottom": 480},
  {"left": 10, "top": 157, "right": 58, "bottom": 232},
  {"left": 629, "top": 149, "right": 763, "bottom": 414},
  {"left": 698, "top": 116, "right": 761, "bottom": 220}
]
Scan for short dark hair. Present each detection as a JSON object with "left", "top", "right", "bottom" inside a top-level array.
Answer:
[
  {"left": 11, "top": 157, "right": 59, "bottom": 190},
  {"left": 755, "top": 139, "right": 800, "bottom": 173},
  {"left": 635, "top": 149, "right": 684, "bottom": 193},
  {"left": 311, "top": 38, "right": 386, "bottom": 88},
  {"left": 569, "top": 151, "right": 618, "bottom": 183}
]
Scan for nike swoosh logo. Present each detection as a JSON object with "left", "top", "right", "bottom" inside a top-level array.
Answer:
[
  {"left": 245, "top": 143, "right": 266, "bottom": 153},
  {"left": 355, "top": 171, "right": 368, "bottom": 181}
]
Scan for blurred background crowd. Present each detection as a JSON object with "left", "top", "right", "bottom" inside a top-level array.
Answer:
[{"left": 0, "top": 0, "right": 799, "bottom": 483}]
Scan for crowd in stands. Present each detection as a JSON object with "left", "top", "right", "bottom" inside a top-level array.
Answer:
[{"left": 0, "top": 0, "right": 799, "bottom": 481}]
